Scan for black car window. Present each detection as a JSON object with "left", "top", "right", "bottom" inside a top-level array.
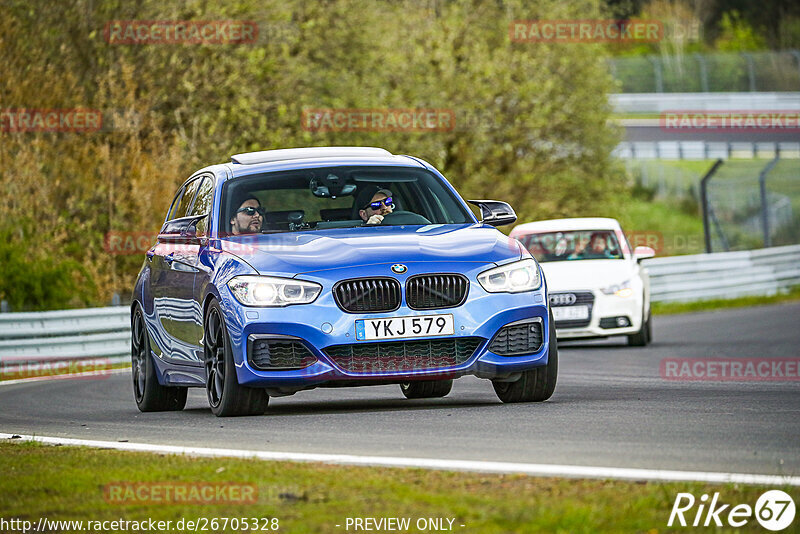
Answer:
[
  {"left": 166, "top": 187, "right": 184, "bottom": 221},
  {"left": 188, "top": 176, "right": 214, "bottom": 235},
  {"left": 176, "top": 178, "right": 201, "bottom": 218}
]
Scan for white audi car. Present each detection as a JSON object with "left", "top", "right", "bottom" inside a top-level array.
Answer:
[{"left": 510, "top": 218, "right": 655, "bottom": 346}]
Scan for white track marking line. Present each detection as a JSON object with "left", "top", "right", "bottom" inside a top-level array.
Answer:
[
  {"left": 0, "top": 367, "right": 129, "bottom": 386},
  {"left": 2, "top": 433, "right": 797, "bottom": 486}
]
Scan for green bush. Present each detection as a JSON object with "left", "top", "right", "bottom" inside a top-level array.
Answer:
[
  {"left": 0, "top": 225, "right": 96, "bottom": 311},
  {"left": 0, "top": 0, "right": 623, "bottom": 309}
]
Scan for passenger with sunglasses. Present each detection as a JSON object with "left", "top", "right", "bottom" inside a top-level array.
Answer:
[
  {"left": 230, "top": 197, "right": 264, "bottom": 235},
  {"left": 356, "top": 186, "right": 394, "bottom": 225}
]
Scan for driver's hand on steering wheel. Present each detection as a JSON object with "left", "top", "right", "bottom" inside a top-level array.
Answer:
[{"left": 366, "top": 214, "right": 384, "bottom": 225}]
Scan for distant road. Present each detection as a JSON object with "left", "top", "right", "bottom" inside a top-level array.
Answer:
[
  {"left": 623, "top": 121, "right": 800, "bottom": 143},
  {"left": 1, "top": 303, "right": 799, "bottom": 477}
]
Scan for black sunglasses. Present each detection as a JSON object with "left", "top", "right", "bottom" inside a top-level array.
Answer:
[
  {"left": 237, "top": 206, "right": 265, "bottom": 217},
  {"left": 365, "top": 197, "right": 393, "bottom": 210}
]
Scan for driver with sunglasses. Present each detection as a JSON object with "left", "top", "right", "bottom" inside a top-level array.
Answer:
[
  {"left": 230, "top": 196, "right": 264, "bottom": 235},
  {"left": 356, "top": 186, "right": 394, "bottom": 225}
]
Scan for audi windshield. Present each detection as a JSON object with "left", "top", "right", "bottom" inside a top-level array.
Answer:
[{"left": 518, "top": 230, "right": 624, "bottom": 262}]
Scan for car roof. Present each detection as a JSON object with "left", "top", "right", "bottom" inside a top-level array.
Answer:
[
  {"left": 230, "top": 146, "right": 391, "bottom": 165},
  {"left": 224, "top": 146, "right": 424, "bottom": 178},
  {"left": 511, "top": 217, "right": 622, "bottom": 235}
]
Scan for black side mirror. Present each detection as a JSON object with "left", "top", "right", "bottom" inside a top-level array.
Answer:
[
  {"left": 159, "top": 214, "right": 208, "bottom": 240},
  {"left": 467, "top": 200, "right": 517, "bottom": 227}
]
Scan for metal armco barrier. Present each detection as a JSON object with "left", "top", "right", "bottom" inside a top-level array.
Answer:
[
  {"left": 0, "top": 306, "right": 130, "bottom": 365},
  {"left": 1, "top": 245, "right": 799, "bottom": 365},
  {"left": 643, "top": 244, "right": 800, "bottom": 302},
  {"left": 610, "top": 92, "right": 800, "bottom": 113}
]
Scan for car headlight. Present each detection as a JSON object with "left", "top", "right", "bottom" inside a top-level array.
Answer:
[
  {"left": 602, "top": 279, "right": 633, "bottom": 298},
  {"left": 477, "top": 259, "right": 541, "bottom": 293},
  {"left": 227, "top": 275, "right": 322, "bottom": 307}
]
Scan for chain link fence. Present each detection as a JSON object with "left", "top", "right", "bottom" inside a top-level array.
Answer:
[
  {"left": 609, "top": 50, "right": 800, "bottom": 93},
  {"left": 703, "top": 158, "right": 800, "bottom": 252},
  {"left": 626, "top": 158, "right": 800, "bottom": 253}
]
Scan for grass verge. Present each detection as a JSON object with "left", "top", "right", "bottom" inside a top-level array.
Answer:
[
  {"left": 653, "top": 286, "right": 800, "bottom": 315},
  {"left": 610, "top": 197, "right": 706, "bottom": 256},
  {"left": 0, "top": 441, "right": 796, "bottom": 533}
]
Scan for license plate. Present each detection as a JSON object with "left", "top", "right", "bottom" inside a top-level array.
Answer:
[
  {"left": 552, "top": 305, "right": 589, "bottom": 321},
  {"left": 355, "top": 314, "right": 455, "bottom": 341}
]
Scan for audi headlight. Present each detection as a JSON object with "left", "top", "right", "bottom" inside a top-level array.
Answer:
[
  {"left": 227, "top": 275, "right": 322, "bottom": 307},
  {"left": 478, "top": 259, "right": 541, "bottom": 293},
  {"left": 602, "top": 279, "right": 633, "bottom": 298}
]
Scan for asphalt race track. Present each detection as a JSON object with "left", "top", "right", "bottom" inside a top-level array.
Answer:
[
  {"left": 624, "top": 124, "right": 800, "bottom": 143},
  {"left": 1, "top": 303, "right": 799, "bottom": 477}
]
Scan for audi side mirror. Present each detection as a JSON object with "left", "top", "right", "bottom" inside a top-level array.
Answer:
[
  {"left": 633, "top": 246, "right": 655, "bottom": 262},
  {"left": 467, "top": 200, "right": 517, "bottom": 227}
]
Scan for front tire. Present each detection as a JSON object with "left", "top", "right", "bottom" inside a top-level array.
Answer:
[
  {"left": 400, "top": 379, "right": 453, "bottom": 399},
  {"left": 204, "top": 300, "right": 269, "bottom": 417},
  {"left": 131, "top": 305, "right": 187, "bottom": 412},
  {"left": 627, "top": 304, "right": 651, "bottom": 347},
  {"left": 492, "top": 312, "right": 558, "bottom": 403}
]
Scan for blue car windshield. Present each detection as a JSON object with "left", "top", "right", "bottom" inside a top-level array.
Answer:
[
  {"left": 220, "top": 165, "right": 473, "bottom": 235},
  {"left": 519, "top": 230, "right": 624, "bottom": 262}
]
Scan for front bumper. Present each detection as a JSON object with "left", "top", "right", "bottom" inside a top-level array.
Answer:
[
  {"left": 553, "top": 289, "right": 643, "bottom": 339},
  {"left": 218, "top": 271, "right": 551, "bottom": 387}
]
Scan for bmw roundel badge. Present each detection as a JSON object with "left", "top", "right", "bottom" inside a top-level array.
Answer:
[{"left": 391, "top": 264, "right": 408, "bottom": 274}]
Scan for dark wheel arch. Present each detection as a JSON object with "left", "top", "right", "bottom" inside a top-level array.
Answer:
[
  {"left": 131, "top": 303, "right": 187, "bottom": 412},
  {"left": 203, "top": 298, "right": 269, "bottom": 417}
]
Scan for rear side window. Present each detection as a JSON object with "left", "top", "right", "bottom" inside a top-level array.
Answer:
[
  {"left": 175, "top": 178, "right": 201, "bottom": 218},
  {"left": 188, "top": 176, "right": 214, "bottom": 235},
  {"left": 188, "top": 177, "right": 214, "bottom": 217},
  {"left": 166, "top": 188, "right": 184, "bottom": 221}
]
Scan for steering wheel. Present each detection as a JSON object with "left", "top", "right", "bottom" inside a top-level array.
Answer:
[{"left": 380, "top": 210, "right": 432, "bottom": 225}]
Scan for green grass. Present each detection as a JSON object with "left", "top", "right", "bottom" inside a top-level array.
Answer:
[
  {"left": 1, "top": 441, "right": 797, "bottom": 533},
  {"left": 653, "top": 286, "right": 800, "bottom": 315},
  {"left": 610, "top": 197, "right": 706, "bottom": 256},
  {"left": 628, "top": 158, "right": 799, "bottom": 191}
]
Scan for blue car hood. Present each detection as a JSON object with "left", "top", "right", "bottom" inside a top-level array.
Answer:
[{"left": 220, "top": 224, "right": 523, "bottom": 276}]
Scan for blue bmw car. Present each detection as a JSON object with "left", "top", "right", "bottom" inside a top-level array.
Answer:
[{"left": 131, "top": 147, "right": 557, "bottom": 416}]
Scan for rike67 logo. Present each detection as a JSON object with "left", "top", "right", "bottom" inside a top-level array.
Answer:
[{"left": 669, "top": 490, "right": 795, "bottom": 530}]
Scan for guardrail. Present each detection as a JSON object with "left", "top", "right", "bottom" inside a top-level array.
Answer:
[
  {"left": 643, "top": 244, "right": 800, "bottom": 302},
  {"left": 1, "top": 245, "right": 799, "bottom": 365},
  {"left": 614, "top": 141, "right": 800, "bottom": 160},
  {"left": 610, "top": 92, "right": 800, "bottom": 113},
  {"left": 0, "top": 307, "right": 130, "bottom": 366}
]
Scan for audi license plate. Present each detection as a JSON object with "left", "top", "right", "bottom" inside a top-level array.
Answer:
[
  {"left": 355, "top": 314, "right": 455, "bottom": 341},
  {"left": 552, "top": 306, "right": 589, "bottom": 321}
]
